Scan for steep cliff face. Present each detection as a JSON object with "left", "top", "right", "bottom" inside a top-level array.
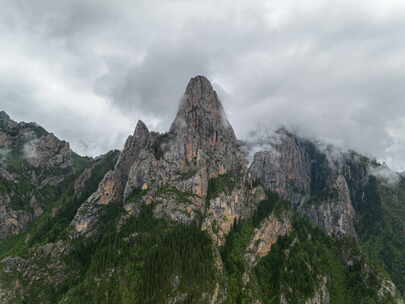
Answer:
[
  {"left": 249, "top": 129, "right": 405, "bottom": 299},
  {"left": 0, "top": 111, "right": 72, "bottom": 171},
  {"left": 0, "top": 149, "right": 119, "bottom": 304},
  {"left": 250, "top": 130, "right": 358, "bottom": 238},
  {"left": 249, "top": 129, "right": 312, "bottom": 207},
  {"left": 0, "top": 77, "right": 403, "bottom": 304},
  {"left": 71, "top": 75, "right": 259, "bottom": 246},
  {"left": 0, "top": 111, "right": 76, "bottom": 240},
  {"left": 70, "top": 120, "right": 150, "bottom": 237},
  {"left": 300, "top": 174, "right": 357, "bottom": 237}
]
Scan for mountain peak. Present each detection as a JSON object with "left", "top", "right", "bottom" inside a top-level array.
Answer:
[
  {"left": 0, "top": 110, "right": 17, "bottom": 129},
  {"left": 134, "top": 120, "right": 149, "bottom": 139},
  {"left": 170, "top": 76, "right": 236, "bottom": 143},
  {"left": 184, "top": 75, "right": 214, "bottom": 99}
]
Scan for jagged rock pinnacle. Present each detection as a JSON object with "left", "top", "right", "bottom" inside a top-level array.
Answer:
[
  {"left": 134, "top": 120, "right": 149, "bottom": 139},
  {"left": 170, "top": 75, "right": 236, "bottom": 143},
  {"left": 117, "top": 120, "right": 149, "bottom": 173},
  {"left": 184, "top": 75, "right": 214, "bottom": 100}
]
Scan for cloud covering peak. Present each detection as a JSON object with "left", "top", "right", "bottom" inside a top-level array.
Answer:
[{"left": 1, "top": 0, "right": 405, "bottom": 170}]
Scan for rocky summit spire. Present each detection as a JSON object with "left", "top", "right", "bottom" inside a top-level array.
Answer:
[
  {"left": 170, "top": 75, "right": 236, "bottom": 144},
  {"left": 134, "top": 120, "right": 149, "bottom": 140},
  {"left": 117, "top": 120, "right": 149, "bottom": 173}
]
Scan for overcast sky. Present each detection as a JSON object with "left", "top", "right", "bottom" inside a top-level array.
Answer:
[{"left": 1, "top": 0, "right": 405, "bottom": 170}]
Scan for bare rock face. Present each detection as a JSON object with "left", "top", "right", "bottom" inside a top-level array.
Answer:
[
  {"left": 249, "top": 129, "right": 311, "bottom": 207},
  {"left": 202, "top": 182, "right": 266, "bottom": 246},
  {"left": 0, "top": 112, "right": 72, "bottom": 172},
  {"left": 170, "top": 76, "right": 235, "bottom": 137},
  {"left": 70, "top": 121, "right": 151, "bottom": 237},
  {"left": 71, "top": 170, "right": 117, "bottom": 236},
  {"left": 123, "top": 76, "right": 259, "bottom": 243},
  {"left": 124, "top": 75, "right": 247, "bottom": 196},
  {"left": 378, "top": 279, "right": 403, "bottom": 304},
  {"left": 172, "top": 76, "right": 245, "bottom": 177},
  {"left": 23, "top": 134, "right": 72, "bottom": 169},
  {"left": 170, "top": 75, "right": 239, "bottom": 171},
  {"left": 116, "top": 120, "right": 151, "bottom": 197},
  {"left": 71, "top": 75, "right": 262, "bottom": 244},
  {"left": 250, "top": 129, "right": 357, "bottom": 238},
  {"left": 95, "top": 120, "right": 151, "bottom": 206},
  {"left": 0, "top": 192, "right": 33, "bottom": 239},
  {"left": 300, "top": 175, "right": 357, "bottom": 237},
  {"left": 244, "top": 212, "right": 292, "bottom": 267},
  {"left": 69, "top": 119, "right": 152, "bottom": 238}
]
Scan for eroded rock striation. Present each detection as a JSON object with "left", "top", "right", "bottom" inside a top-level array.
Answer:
[
  {"left": 249, "top": 129, "right": 358, "bottom": 238},
  {"left": 71, "top": 75, "right": 261, "bottom": 245}
]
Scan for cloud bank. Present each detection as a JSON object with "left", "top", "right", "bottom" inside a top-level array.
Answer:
[{"left": 1, "top": 0, "right": 405, "bottom": 170}]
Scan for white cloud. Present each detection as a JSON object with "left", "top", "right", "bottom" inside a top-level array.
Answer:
[{"left": 0, "top": 0, "right": 405, "bottom": 171}]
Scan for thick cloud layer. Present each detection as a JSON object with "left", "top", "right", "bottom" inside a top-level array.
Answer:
[{"left": 1, "top": 0, "right": 405, "bottom": 170}]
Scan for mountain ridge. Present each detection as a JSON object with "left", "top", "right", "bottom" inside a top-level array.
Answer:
[{"left": 0, "top": 76, "right": 404, "bottom": 303}]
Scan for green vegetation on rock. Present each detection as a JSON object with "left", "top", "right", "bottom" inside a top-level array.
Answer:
[
  {"left": 61, "top": 203, "right": 216, "bottom": 304},
  {"left": 356, "top": 177, "right": 405, "bottom": 294}
]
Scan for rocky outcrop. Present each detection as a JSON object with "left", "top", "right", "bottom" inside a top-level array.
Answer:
[
  {"left": 250, "top": 129, "right": 311, "bottom": 207},
  {"left": 125, "top": 77, "right": 253, "bottom": 234},
  {"left": 0, "top": 192, "right": 33, "bottom": 239},
  {"left": 71, "top": 75, "right": 260, "bottom": 243},
  {"left": 169, "top": 75, "right": 241, "bottom": 172},
  {"left": 202, "top": 181, "right": 266, "bottom": 246},
  {"left": 70, "top": 120, "right": 150, "bottom": 237},
  {"left": 378, "top": 280, "right": 404, "bottom": 304},
  {"left": 299, "top": 175, "right": 357, "bottom": 237},
  {"left": 244, "top": 212, "right": 292, "bottom": 267},
  {"left": 0, "top": 112, "right": 72, "bottom": 173},
  {"left": 250, "top": 130, "right": 357, "bottom": 238},
  {"left": 22, "top": 134, "right": 71, "bottom": 169},
  {"left": 0, "top": 112, "right": 78, "bottom": 240}
]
